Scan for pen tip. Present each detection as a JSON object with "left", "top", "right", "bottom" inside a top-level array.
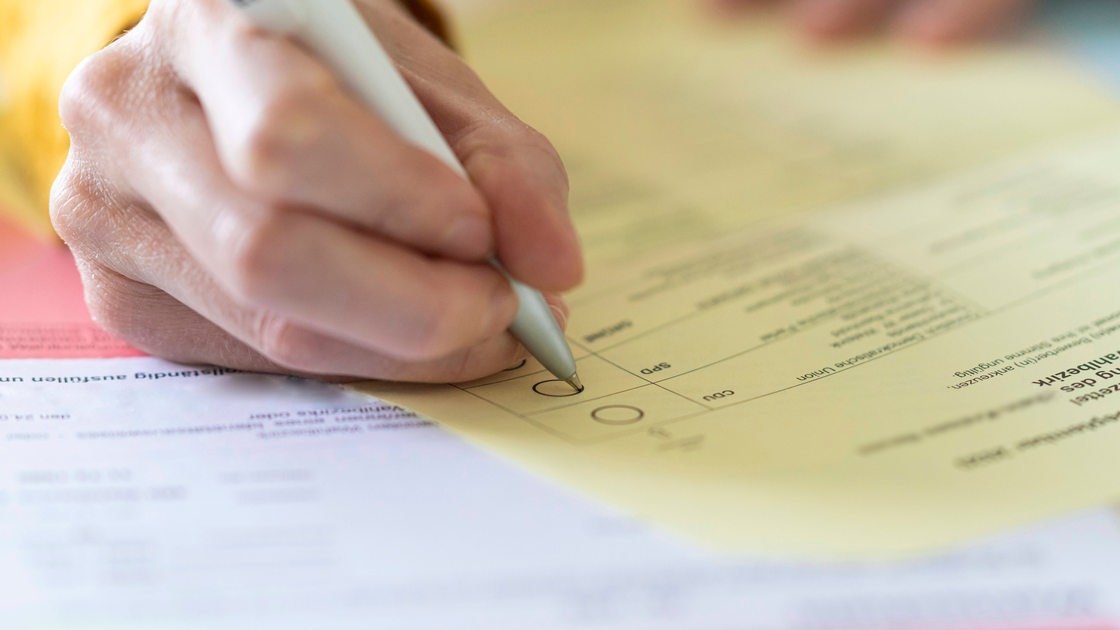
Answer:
[{"left": 565, "top": 374, "right": 584, "bottom": 393}]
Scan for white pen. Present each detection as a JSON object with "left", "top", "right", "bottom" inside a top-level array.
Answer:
[{"left": 226, "top": 0, "right": 582, "bottom": 392}]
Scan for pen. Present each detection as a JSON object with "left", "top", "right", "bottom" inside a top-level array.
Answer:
[{"left": 226, "top": 0, "right": 583, "bottom": 392}]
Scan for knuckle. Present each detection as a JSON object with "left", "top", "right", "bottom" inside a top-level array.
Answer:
[
  {"left": 446, "top": 346, "right": 514, "bottom": 384},
  {"left": 520, "top": 127, "right": 570, "bottom": 187},
  {"left": 226, "top": 80, "right": 333, "bottom": 197},
  {"left": 58, "top": 53, "right": 116, "bottom": 135},
  {"left": 400, "top": 311, "right": 452, "bottom": 362},
  {"left": 252, "top": 314, "right": 320, "bottom": 371},
  {"left": 463, "top": 117, "right": 563, "bottom": 162},
  {"left": 379, "top": 160, "right": 482, "bottom": 233},
  {"left": 220, "top": 209, "right": 297, "bottom": 306},
  {"left": 58, "top": 45, "right": 142, "bottom": 144},
  {"left": 396, "top": 286, "right": 473, "bottom": 361},
  {"left": 457, "top": 118, "right": 570, "bottom": 193},
  {"left": 49, "top": 165, "right": 106, "bottom": 246},
  {"left": 518, "top": 125, "right": 561, "bottom": 158}
]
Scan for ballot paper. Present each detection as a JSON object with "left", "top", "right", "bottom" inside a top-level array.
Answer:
[
  {"left": 4, "top": 229, "right": 1120, "bottom": 630},
  {"left": 3, "top": 357, "right": 1120, "bottom": 629},
  {"left": 4, "top": 5, "right": 1120, "bottom": 626},
  {"left": 358, "top": 0, "right": 1120, "bottom": 558}
]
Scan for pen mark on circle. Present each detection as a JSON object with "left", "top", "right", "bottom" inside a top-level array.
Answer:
[
  {"left": 533, "top": 379, "right": 583, "bottom": 397},
  {"left": 591, "top": 405, "right": 645, "bottom": 425}
]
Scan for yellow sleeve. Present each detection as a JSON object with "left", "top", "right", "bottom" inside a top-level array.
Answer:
[
  {"left": 0, "top": 0, "right": 149, "bottom": 237},
  {"left": 0, "top": 0, "right": 447, "bottom": 238}
]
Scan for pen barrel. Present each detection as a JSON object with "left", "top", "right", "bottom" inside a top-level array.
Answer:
[
  {"left": 499, "top": 266, "right": 577, "bottom": 381},
  {"left": 301, "top": 0, "right": 466, "bottom": 175}
]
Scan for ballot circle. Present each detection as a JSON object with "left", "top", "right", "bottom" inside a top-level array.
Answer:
[
  {"left": 503, "top": 359, "right": 528, "bottom": 372},
  {"left": 533, "top": 379, "right": 583, "bottom": 397},
  {"left": 591, "top": 405, "right": 645, "bottom": 425}
]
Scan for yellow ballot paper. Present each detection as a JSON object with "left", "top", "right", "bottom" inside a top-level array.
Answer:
[{"left": 356, "top": 0, "right": 1120, "bottom": 558}]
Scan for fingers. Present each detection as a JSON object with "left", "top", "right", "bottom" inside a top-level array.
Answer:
[
  {"left": 160, "top": 0, "right": 493, "bottom": 261},
  {"left": 57, "top": 33, "right": 525, "bottom": 369},
  {"left": 708, "top": 0, "right": 1031, "bottom": 45},
  {"left": 460, "top": 127, "right": 584, "bottom": 293},
  {"left": 72, "top": 256, "right": 291, "bottom": 375},
  {"left": 72, "top": 253, "right": 528, "bottom": 383},
  {"left": 55, "top": 0, "right": 583, "bottom": 385},
  {"left": 895, "top": 0, "right": 1030, "bottom": 45},
  {"left": 53, "top": 158, "right": 529, "bottom": 383},
  {"left": 352, "top": 0, "right": 585, "bottom": 293},
  {"left": 790, "top": 0, "right": 898, "bottom": 40},
  {"left": 123, "top": 95, "right": 520, "bottom": 362},
  {"left": 165, "top": 0, "right": 583, "bottom": 292}
]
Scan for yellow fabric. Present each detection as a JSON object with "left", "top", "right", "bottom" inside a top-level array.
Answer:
[
  {"left": 0, "top": 0, "right": 447, "bottom": 238},
  {"left": 0, "top": 0, "right": 149, "bottom": 236}
]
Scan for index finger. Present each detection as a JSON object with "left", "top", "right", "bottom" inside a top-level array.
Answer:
[{"left": 160, "top": 0, "right": 496, "bottom": 261}]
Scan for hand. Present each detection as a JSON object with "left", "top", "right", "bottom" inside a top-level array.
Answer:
[
  {"left": 707, "top": 0, "right": 1032, "bottom": 45},
  {"left": 51, "top": 0, "right": 583, "bottom": 383}
]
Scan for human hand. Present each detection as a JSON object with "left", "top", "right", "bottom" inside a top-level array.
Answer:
[
  {"left": 706, "top": 0, "right": 1032, "bottom": 45},
  {"left": 51, "top": 0, "right": 582, "bottom": 382}
]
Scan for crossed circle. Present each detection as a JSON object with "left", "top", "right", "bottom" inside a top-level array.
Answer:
[{"left": 532, "top": 379, "right": 583, "bottom": 397}]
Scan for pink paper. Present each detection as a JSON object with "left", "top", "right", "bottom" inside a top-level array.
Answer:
[{"left": 0, "top": 217, "right": 143, "bottom": 358}]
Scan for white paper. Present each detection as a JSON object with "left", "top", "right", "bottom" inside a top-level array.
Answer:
[{"left": 1, "top": 357, "right": 1120, "bottom": 629}]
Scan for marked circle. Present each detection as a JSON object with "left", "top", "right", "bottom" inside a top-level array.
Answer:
[
  {"left": 533, "top": 379, "right": 583, "bottom": 398},
  {"left": 591, "top": 405, "right": 645, "bottom": 425}
]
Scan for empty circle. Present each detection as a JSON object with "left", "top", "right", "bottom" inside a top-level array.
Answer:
[
  {"left": 591, "top": 405, "right": 645, "bottom": 425},
  {"left": 533, "top": 380, "right": 583, "bottom": 397},
  {"left": 503, "top": 359, "right": 528, "bottom": 372}
]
